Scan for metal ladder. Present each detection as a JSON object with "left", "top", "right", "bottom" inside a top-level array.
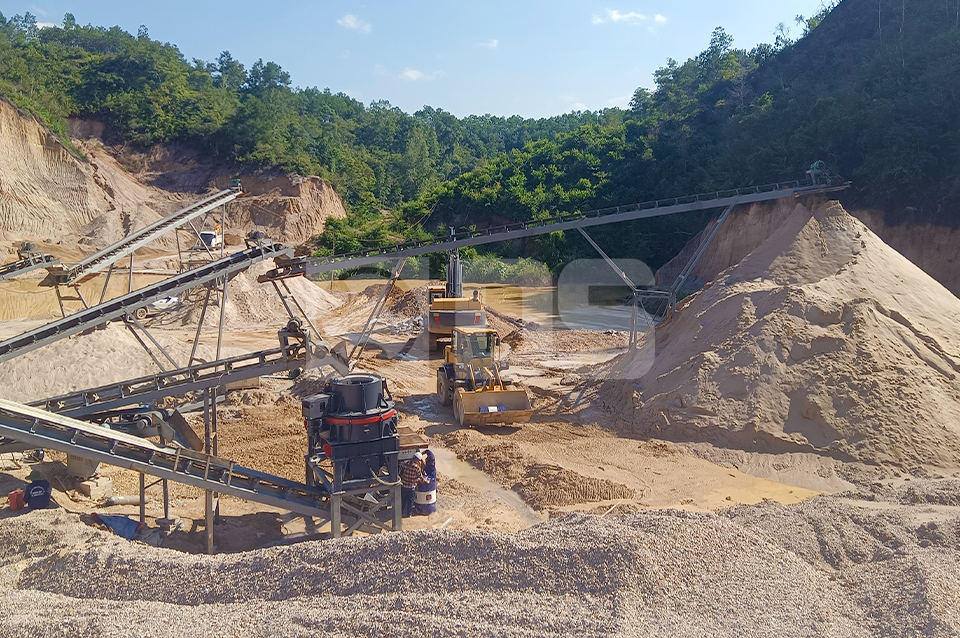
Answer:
[
  {"left": 0, "top": 241, "right": 292, "bottom": 364},
  {"left": 46, "top": 187, "right": 242, "bottom": 286}
]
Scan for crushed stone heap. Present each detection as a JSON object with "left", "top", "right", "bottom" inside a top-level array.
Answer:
[
  {"left": 600, "top": 201, "right": 960, "bottom": 469},
  {"left": 3, "top": 489, "right": 960, "bottom": 637}
]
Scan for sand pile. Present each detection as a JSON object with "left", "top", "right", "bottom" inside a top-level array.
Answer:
[
  {"left": 655, "top": 198, "right": 798, "bottom": 295},
  {"left": 174, "top": 262, "right": 342, "bottom": 330},
  {"left": 656, "top": 198, "right": 960, "bottom": 299},
  {"left": 438, "top": 431, "right": 637, "bottom": 510},
  {"left": 387, "top": 284, "right": 429, "bottom": 318},
  {"left": 595, "top": 201, "right": 960, "bottom": 469},
  {"left": 0, "top": 322, "right": 247, "bottom": 403},
  {"left": 3, "top": 485, "right": 960, "bottom": 636}
]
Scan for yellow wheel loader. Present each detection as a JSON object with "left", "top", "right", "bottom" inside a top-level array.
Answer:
[{"left": 436, "top": 326, "right": 533, "bottom": 426}]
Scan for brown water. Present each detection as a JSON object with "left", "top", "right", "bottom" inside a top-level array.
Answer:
[
  {"left": 430, "top": 447, "right": 543, "bottom": 526},
  {"left": 325, "top": 278, "right": 642, "bottom": 331}
]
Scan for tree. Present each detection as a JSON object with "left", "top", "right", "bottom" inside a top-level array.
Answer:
[{"left": 214, "top": 51, "right": 246, "bottom": 90}]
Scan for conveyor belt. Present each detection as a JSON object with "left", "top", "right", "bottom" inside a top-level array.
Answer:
[
  {"left": 0, "top": 252, "right": 60, "bottom": 282},
  {"left": 0, "top": 242, "right": 292, "bottom": 364},
  {"left": 0, "top": 398, "right": 334, "bottom": 520},
  {"left": 47, "top": 187, "right": 241, "bottom": 286},
  {"left": 30, "top": 337, "right": 348, "bottom": 418},
  {"left": 259, "top": 180, "right": 850, "bottom": 281}
]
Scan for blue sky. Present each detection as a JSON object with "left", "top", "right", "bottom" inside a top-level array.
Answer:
[{"left": 11, "top": 1, "right": 829, "bottom": 118}]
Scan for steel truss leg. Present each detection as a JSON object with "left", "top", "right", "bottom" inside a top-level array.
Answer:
[
  {"left": 124, "top": 315, "right": 180, "bottom": 369},
  {"left": 188, "top": 286, "right": 213, "bottom": 368},
  {"left": 332, "top": 492, "right": 342, "bottom": 539},
  {"left": 99, "top": 263, "right": 114, "bottom": 305},
  {"left": 393, "top": 483, "right": 402, "bottom": 531}
]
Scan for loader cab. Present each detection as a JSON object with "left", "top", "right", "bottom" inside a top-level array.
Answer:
[
  {"left": 452, "top": 329, "right": 496, "bottom": 361},
  {"left": 445, "top": 326, "right": 502, "bottom": 368}
]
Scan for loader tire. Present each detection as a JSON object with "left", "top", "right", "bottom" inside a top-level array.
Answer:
[
  {"left": 454, "top": 391, "right": 466, "bottom": 426},
  {"left": 437, "top": 370, "right": 452, "bottom": 406}
]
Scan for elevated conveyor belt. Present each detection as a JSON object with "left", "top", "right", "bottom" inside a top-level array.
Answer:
[
  {"left": 0, "top": 398, "right": 335, "bottom": 520},
  {"left": 0, "top": 252, "right": 60, "bottom": 282},
  {"left": 29, "top": 336, "right": 348, "bottom": 418},
  {"left": 260, "top": 180, "right": 850, "bottom": 281},
  {"left": 0, "top": 241, "right": 292, "bottom": 365},
  {"left": 47, "top": 186, "right": 242, "bottom": 286}
]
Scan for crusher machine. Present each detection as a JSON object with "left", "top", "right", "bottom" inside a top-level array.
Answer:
[{"left": 302, "top": 373, "right": 403, "bottom": 537}]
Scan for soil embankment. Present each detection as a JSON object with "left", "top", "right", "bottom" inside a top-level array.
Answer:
[{"left": 0, "top": 102, "right": 344, "bottom": 255}]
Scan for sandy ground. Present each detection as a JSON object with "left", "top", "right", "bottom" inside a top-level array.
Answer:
[
  {"left": 3, "top": 200, "right": 958, "bottom": 550},
  {"left": 0, "top": 272, "right": 834, "bottom": 553},
  {"left": 3, "top": 200, "right": 960, "bottom": 635}
]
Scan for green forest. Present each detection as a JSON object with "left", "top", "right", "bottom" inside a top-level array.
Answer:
[{"left": 0, "top": 0, "right": 958, "bottom": 277}]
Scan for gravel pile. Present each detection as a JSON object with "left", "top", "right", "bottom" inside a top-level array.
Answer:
[
  {"left": 3, "top": 483, "right": 960, "bottom": 636},
  {"left": 387, "top": 285, "right": 430, "bottom": 318}
]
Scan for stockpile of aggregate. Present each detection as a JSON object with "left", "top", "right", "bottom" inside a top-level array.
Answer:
[
  {"left": 2, "top": 485, "right": 960, "bottom": 637},
  {"left": 591, "top": 200, "right": 960, "bottom": 469}
]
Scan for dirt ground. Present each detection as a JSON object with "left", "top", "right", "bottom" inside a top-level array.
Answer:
[
  {"left": 0, "top": 271, "right": 833, "bottom": 553},
  {"left": 10, "top": 201, "right": 941, "bottom": 555}
]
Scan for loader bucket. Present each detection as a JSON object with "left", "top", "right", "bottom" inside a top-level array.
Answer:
[{"left": 454, "top": 388, "right": 533, "bottom": 426}]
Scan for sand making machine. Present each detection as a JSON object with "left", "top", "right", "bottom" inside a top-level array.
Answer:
[{"left": 302, "top": 373, "right": 404, "bottom": 536}]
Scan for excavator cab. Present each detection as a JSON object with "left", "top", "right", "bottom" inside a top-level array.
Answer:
[{"left": 436, "top": 326, "right": 532, "bottom": 426}]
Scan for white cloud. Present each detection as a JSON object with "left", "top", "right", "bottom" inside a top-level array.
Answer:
[
  {"left": 592, "top": 9, "right": 667, "bottom": 26},
  {"left": 571, "top": 102, "right": 589, "bottom": 111},
  {"left": 400, "top": 68, "right": 425, "bottom": 81},
  {"left": 36, "top": 22, "right": 55, "bottom": 29},
  {"left": 337, "top": 14, "right": 371, "bottom": 34},
  {"left": 607, "top": 95, "right": 631, "bottom": 107},
  {"left": 480, "top": 39, "right": 499, "bottom": 49},
  {"left": 397, "top": 67, "right": 444, "bottom": 81}
]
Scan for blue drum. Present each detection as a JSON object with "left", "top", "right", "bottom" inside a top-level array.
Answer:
[{"left": 415, "top": 477, "right": 437, "bottom": 515}]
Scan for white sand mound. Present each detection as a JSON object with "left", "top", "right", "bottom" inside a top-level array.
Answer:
[
  {"left": 0, "top": 322, "right": 244, "bottom": 403},
  {"left": 175, "top": 262, "right": 342, "bottom": 330},
  {"left": 602, "top": 201, "right": 960, "bottom": 468}
]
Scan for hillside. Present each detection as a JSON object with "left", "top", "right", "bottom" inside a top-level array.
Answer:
[
  {"left": 395, "top": 0, "right": 960, "bottom": 276},
  {"left": 0, "top": 98, "right": 345, "bottom": 253}
]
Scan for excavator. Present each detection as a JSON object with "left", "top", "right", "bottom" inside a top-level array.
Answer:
[
  {"left": 426, "top": 233, "right": 487, "bottom": 351},
  {"left": 436, "top": 326, "right": 533, "bottom": 426}
]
